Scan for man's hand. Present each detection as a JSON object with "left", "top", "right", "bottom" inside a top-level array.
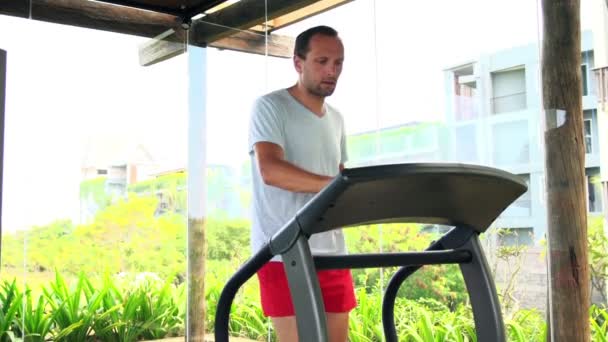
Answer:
[{"left": 254, "top": 142, "right": 335, "bottom": 193}]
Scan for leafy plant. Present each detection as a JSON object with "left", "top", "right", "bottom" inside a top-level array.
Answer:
[
  {"left": 18, "top": 286, "right": 53, "bottom": 342},
  {"left": 43, "top": 272, "right": 114, "bottom": 341},
  {"left": 588, "top": 216, "right": 607, "bottom": 302},
  {"left": 0, "top": 280, "right": 23, "bottom": 342}
]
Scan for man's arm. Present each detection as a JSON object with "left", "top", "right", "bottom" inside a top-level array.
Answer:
[{"left": 255, "top": 142, "right": 335, "bottom": 193}]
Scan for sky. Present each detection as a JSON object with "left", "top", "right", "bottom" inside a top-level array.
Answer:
[{"left": 0, "top": 0, "right": 598, "bottom": 231}]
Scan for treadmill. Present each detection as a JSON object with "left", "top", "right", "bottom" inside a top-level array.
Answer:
[{"left": 214, "top": 163, "right": 527, "bottom": 342}]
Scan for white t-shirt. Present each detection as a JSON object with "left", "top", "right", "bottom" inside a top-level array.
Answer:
[{"left": 248, "top": 88, "right": 348, "bottom": 259}]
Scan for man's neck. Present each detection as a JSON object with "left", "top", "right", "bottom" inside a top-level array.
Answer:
[{"left": 288, "top": 84, "right": 325, "bottom": 117}]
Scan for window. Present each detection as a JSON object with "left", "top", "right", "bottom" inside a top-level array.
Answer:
[
  {"left": 581, "top": 64, "right": 589, "bottom": 96},
  {"left": 584, "top": 119, "right": 592, "bottom": 154},
  {"left": 491, "top": 67, "right": 527, "bottom": 114}
]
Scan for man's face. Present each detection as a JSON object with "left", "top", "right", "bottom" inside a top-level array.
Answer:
[{"left": 295, "top": 34, "right": 344, "bottom": 98}]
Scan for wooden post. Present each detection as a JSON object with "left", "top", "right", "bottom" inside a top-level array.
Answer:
[
  {"left": 542, "top": 0, "right": 590, "bottom": 340},
  {"left": 187, "top": 44, "right": 207, "bottom": 341}
]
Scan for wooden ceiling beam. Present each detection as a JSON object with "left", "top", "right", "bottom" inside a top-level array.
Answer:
[
  {"left": 189, "top": 0, "right": 323, "bottom": 44},
  {"left": 142, "top": 0, "right": 336, "bottom": 66},
  {"left": 0, "top": 1, "right": 30, "bottom": 18},
  {"left": 1, "top": 0, "right": 353, "bottom": 66},
  {"left": 139, "top": 29, "right": 294, "bottom": 66},
  {"left": 0, "top": 0, "right": 294, "bottom": 61},
  {"left": 251, "top": 0, "right": 353, "bottom": 32},
  {"left": 1, "top": 0, "right": 180, "bottom": 38}
]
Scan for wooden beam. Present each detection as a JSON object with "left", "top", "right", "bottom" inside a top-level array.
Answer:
[
  {"left": 139, "top": 0, "right": 343, "bottom": 66},
  {"left": 0, "top": 0, "right": 180, "bottom": 38},
  {"left": 1, "top": 0, "right": 336, "bottom": 45},
  {"left": 139, "top": 29, "right": 294, "bottom": 66},
  {"left": 209, "top": 30, "right": 294, "bottom": 57},
  {"left": 0, "top": 1, "right": 30, "bottom": 18},
  {"left": 189, "top": 0, "right": 323, "bottom": 43},
  {"left": 140, "top": 0, "right": 348, "bottom": 66},
  {"left": 139, "top": 29, "right": 186, "bottom": 67},
  {"left": 251, "top": 0, "right": 353, "bottom": 32},
  {"left": 0, "top": 0, "right": 301, "bottom": 63}
]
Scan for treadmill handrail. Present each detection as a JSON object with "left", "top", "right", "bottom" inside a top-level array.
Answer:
[{"left": 294, "top": 163, "right": 527, "bottom": 236}]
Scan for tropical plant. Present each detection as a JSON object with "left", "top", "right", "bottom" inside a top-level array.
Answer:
[
  {"left": 0, "top": 280, "right": 23, "bottom": 342},
  {"left": 18, "top": 285, "right": 53, "bottom": 341}
]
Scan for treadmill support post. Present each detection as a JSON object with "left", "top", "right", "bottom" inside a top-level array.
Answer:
[
  {"left": 283, "top": 235, "right": 329, "bottom": 342},
  {"left": 460, "top": 234, "right": 506, "bottom": 341}
]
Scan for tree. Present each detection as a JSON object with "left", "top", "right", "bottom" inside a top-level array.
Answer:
[{"left": 542, "top": 0, "right": 590, "bottom": 340}]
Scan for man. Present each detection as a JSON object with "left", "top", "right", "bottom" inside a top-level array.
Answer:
[{"left": 248, "top": 25, "right": 355, "bottom": 341}]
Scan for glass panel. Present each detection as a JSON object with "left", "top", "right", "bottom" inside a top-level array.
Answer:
[
  {"left": 492, "top": 120, "right": 530, "bottom": 165},
  {"left": 2, "top": 13, "right": 188, "bottom": 340},
  {"left": 2, "top": 0, "right": 564, "bottom": 338},
  {"left": 192, "top": 6, "right": 273, "bottom": 340},
  {"left": 368, "top": 0, "right": 541, "bottom": 321}
]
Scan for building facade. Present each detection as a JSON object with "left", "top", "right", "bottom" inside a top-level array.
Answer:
[{"left": 443, "top": 30, "right": 603, "bottom": 245}]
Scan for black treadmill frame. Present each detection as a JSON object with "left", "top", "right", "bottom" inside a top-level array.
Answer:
[{"left": 215, "top": 163, "right": 526, "bottom": 341}]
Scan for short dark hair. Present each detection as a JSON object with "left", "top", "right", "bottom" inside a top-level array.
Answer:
[{"left": 294, "top": 25, "right": 339, "bottom": 59}]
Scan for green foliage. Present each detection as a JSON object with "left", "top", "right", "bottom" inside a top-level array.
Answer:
[
  {"left": 588, "top": 216, "right": 607, "bottom": 302},
  {"left": 98, "top": 273, "right": 184, "bottom": 341},
  {"left": 7, "top": 171, "right": 608, "bottom": 341},
  {"left": 0, "top": 280, "right": 23, "bottom": 341},
  {"left": 43, "top": 272, "right": 110, "bottom": 341},
  {"left": 127, "top": 173, "right": 185, "bottom": 195},
  {"left": 80, "top": 177, "right": 111, "bottom": 209},
  {"left": 2, "top": 220, "right": 75, "bottom": 274},
  {"left": 206, "top": 218, "right": 251, "bottom": 261},
  {"left": 345, "top": 224, "right": 468, "bottom": 308},
  {"left": 507, "top": 309, "right": 546, "bottom": 342},
  {"left": 0, "top": 264, "right": 602, "bottom": 341},
  {"left": 2, "top": 196, "right": 188, "bottom": 282},
  {"left": 348, "top": 288, "right": 384, "bottom": 341},
  {"left": 592, "top": 304, "right": 608, "bottom": 341},
  {"left": 19, "top": 285, "right": 53, "bottom": 342},
  {"left": 0, "top": 272, "right": 184, "bottom": 341}
]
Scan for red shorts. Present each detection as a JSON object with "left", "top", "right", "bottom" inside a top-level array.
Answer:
[{"left": 257, "top": 261, "right": 357, "bottom": 317}]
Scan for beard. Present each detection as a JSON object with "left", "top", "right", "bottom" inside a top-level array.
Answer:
[
  {"left": 306, "top": 82, "right": 336, "bottom": 97},
  {"left": 301, "top": 76, "right": 337, "bottom": 97}
]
